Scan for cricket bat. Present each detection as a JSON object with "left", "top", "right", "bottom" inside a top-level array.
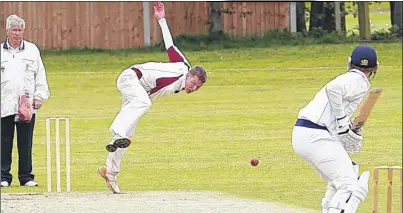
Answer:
[{"left": 351, "top": 88, "right": 383, "bottom": 130}]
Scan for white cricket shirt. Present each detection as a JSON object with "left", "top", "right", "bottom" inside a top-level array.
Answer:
[
  {"left": 297, "top": 69, "right": 371, "bottom": 134},
  {"left": 1, "top": 40, "right": 50, "bottom": 118},
  {"left": 129, "top": 18, "right": 190, "bottom": 100}
]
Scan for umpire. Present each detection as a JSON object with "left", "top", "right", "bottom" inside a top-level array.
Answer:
[{"left": 1, "top": 14, "right": 50, "bottom": 187}]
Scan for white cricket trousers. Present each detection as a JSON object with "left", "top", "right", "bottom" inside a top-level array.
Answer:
[
  {"left": 106, "top": 68, "right": 151, "bottom": 173},
  {"left": 292, "top": 126, "right": 358, "bottom": 210}
]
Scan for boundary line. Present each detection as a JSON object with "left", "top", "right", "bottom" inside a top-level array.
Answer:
[{"left": 47, "top": 65, "right": 400, "bottom": 75}]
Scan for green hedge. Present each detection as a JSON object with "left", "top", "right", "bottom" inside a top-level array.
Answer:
[{"left": 168, "top": 26, "right": 401, "bottom": 51}]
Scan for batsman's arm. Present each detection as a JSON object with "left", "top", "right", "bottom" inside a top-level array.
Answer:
[
  {"left": 326, "top": 80, "right": 347, "bottom": 120},
  {"left": 344, "top": 97, "right": 362, "bottom": 117},
  {"left": 158, "top": 18, "right": 191, "bottom": 68}
]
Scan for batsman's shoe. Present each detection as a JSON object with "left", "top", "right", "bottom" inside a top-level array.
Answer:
[
  {"left": 106, "top": 138, "right": 132, "bottom": 152},
  {"left": 98, "top": 166, "right": 120, "bottom": 194}
]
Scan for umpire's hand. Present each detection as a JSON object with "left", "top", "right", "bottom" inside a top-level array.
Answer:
[{"left": 33, "top": 99, "right": 42, "bottom": 109}]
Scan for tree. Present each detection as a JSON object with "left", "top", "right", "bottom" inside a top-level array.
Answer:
[
  {"left": 390, "top": 1, "right": 395, "bottom": 25},
  {"left": 309, "top": 2, "right": 324, "bottom": 31},
  {"left": 309, "top": 2, "right": 346, "bottom": 33},
  {"left": 323, "top": 2, "right": 336, "bottom": 32},
  {"left": 208, "top": 2, "right": 224, "bottom": 36},
  {"left": 296, "top": 2, "right": 307, "bottom": 32},
  {"left": 340, "top": 2, "right": 347, "bottom": 33},
  {"left": 390, "top": 1, "right": 402, "bottom": 29}
]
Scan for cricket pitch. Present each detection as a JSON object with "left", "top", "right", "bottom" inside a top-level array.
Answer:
[{"left": 1, "top": 191, "right": 316, "bottom": 213}]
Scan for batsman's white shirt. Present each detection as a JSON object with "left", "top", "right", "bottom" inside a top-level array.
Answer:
[
  {"left": 297, "top": 69, "right": 370, "bottom": 135},
  {"left": 1, "top": 40, "right": 50, "bottom": 118},
  {"left": 292, "top": 69, "right": 371, "bottom": 211}
]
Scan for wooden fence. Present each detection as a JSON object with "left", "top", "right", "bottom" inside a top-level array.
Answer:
[{"left": 0, "top": 2, "right": 290, "bottom": 49}]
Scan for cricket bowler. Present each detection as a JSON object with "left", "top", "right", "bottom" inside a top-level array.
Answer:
[
  {"left": 98, "top": 2, "right": 207, "bottom": 193},
  {"left": 292, "top": 45, "right": 379, "bottom": 213}
]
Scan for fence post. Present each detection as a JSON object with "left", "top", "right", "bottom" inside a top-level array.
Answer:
[
  {"left": 143, "top": 1, "right": 151, "bottom": 46},
  {"left": 289, "top": 2, "right": 297, "bottom": 33}
]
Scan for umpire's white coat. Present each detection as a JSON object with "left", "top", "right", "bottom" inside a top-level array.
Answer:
[
  {"left": 292, "top": 69, "right": 370, "bottom": 211},
  {"left": 1, "top": 40, "right": 50, "bottom": 118},
  {"left": 106, "top": 18, "right": 191, "bottom": 173}
]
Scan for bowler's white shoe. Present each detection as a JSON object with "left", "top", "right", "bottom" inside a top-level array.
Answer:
[
  {"left": 98, "top": 166, "right": 120, "bottom": 194},
  {"left": 24, "top": 181, "right": 39, "bottom": 186},
  {"left": 1, "top": 181, "right": 9, "bottom": 187}
]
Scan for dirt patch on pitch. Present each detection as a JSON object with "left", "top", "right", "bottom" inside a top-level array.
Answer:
[{"left": 1, "top": 191, "right": 316, "bottom": 213}]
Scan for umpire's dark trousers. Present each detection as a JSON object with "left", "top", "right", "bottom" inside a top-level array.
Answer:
[{"left": 1, "top": 113, "right": 36, "bottom": 185}]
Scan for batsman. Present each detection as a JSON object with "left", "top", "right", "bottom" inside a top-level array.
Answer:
[
  {"left": 292, "top": 45, "right": 379, "bottom": 213},
  {"left": 98, "top": 2, "right": 207, "bottom": 193}
]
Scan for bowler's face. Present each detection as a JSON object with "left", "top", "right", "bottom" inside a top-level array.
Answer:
[
  {"left": 184, "top": 73, "right": 203, "bottom": 94},
  {"left": 7, "top": 25, "right": 24, "bottom": 45}
]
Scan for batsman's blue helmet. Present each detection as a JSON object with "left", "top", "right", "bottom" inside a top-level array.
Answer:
[{"left": 350, "top": 45, "right": 378, "bottom": 68}]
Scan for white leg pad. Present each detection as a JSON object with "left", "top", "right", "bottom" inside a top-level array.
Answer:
[
  {"left": 321, "top": 184, "right": 337, "bottom": 213},
  {"left": 328, "top": 171, "right": 370, "bottom": 213}
]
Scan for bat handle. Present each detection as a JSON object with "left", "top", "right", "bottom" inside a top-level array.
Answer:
[{"left": 351, "top": 125, "right": 363, "bottom": 135}]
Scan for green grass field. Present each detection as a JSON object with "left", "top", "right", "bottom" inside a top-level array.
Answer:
[{"left": 2, "top": 43, "right": 402, "bottom": 212}]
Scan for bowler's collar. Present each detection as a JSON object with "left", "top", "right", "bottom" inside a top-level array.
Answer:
[
  {"left": 179, "top": 74, "right": 186, "bottom": 91},
  {"left": 174, "top": 72, "right": 187, "bottom": 93}
]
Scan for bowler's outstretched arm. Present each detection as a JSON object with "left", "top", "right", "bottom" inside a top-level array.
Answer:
[{"left": 154, "top": 2, "right": 191, "bottom": 68}]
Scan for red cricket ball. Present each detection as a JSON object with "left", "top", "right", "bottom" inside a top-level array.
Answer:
[{"left": 250, "top": 158, "right": 259, "bottom": 166}]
